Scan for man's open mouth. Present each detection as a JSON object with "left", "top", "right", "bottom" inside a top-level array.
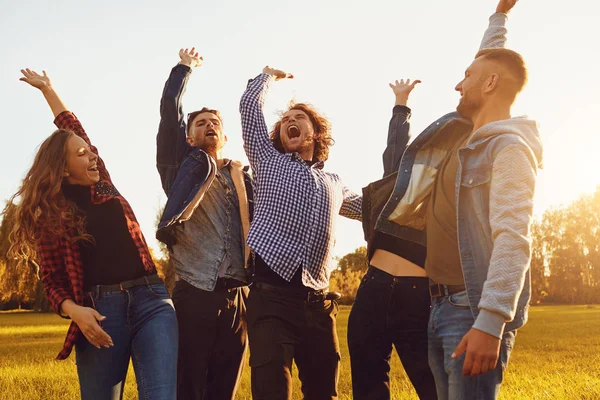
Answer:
[
  {"left": 206, "top": 129, "right": 217, "bottom": 137},
  {"left": 287, "top": 125, "right": 300, "bottom": 139}
]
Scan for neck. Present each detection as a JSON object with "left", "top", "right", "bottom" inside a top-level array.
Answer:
[
  {"left": 208, "top": 150, "right": 226, "bottom": 167},
  {"left": 470, "top": 99, "right": 512, "bottom": 133},
  {"left": 299, "top": 151, "right": 314, "bottom": 162}
]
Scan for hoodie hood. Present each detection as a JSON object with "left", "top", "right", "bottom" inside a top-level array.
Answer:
[{"left": 467, "top": 116, "right": 543, "bottom": 168}]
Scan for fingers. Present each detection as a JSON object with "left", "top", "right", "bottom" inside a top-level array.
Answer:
[
  {"left": 462, "top": 349, "right": 475, "bottom": 376},
  {"left": 89, "top": 309, "right": 113, "bottom": 348},
  {"left": 470, "top": 356, "right": 483, "bottom": 376},
  {"left": 411, "top": 79, "right": 422, "bottom": 88},
  {"left": 452, "top": 335, "right": 467, "bottom": 359}
]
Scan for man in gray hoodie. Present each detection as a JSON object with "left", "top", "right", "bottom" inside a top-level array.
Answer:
[{"left": 425, "top": 7, "right": 543, "bottom": 400}]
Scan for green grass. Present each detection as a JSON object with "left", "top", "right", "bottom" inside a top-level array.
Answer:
[{"left": 1, "top": 305, "right": 599, "bottom": 399}]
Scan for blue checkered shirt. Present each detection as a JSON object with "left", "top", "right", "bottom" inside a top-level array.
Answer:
[{"left": 239, "top": 74, "right": 362, "bottom": 290}]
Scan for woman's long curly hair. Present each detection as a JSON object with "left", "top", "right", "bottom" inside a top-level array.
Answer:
[
  {"left": 270, "top": 102, "right": 335, "bottom": 163},
  {"left": 5, "top": 129, "right": 92, "bottom": 266}
]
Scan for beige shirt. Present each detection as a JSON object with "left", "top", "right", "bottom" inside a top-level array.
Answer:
[{"left": 425, "top": 135, "right": 469, "bottom": 285}]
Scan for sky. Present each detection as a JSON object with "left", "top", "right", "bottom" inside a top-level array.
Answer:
[{"left": 0, "top": 0, "right": 598, "bottom": 259}]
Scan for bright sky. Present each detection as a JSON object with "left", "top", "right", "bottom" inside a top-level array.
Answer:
[{"left": 1, "top": 0, "right": 598, "bottom": 259}]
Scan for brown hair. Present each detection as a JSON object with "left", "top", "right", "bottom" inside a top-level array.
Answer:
[
  {"left": 6, "top": 129, "right": 92, "bottom": 266},
  {"left": 476, "top": 48, "right": 528, "bottom": 97},
  {"left": 270, "top": 102, "right": 335, "bottom": 163},
  {"left": 187, "top": 107, "right": 223, "bottom": 136}
]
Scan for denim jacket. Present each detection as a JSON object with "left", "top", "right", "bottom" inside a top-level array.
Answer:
[
  {"left": 155, "top": 64, "right": 254, "bottom": 250},
  {"left": 364, "top": 13, "right": 539, "bottom": 337}
]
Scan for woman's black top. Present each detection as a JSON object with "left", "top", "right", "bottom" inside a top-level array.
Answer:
[
  {"left": 63, "top": 184, "right": 148, "bottom": 288},
  {"left": 370, "top": 231, "right": 426, "bottom": 267}
]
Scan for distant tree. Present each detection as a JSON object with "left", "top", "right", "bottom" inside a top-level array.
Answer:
[{"left": 330, "top": 246, "right": 368, "bottom": 304}]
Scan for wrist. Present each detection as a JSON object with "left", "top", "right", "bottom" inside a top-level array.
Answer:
[
  {"left": 395, "top": 95, "right": 409, "bottom": 106},
  {"left": 60, "top": 300, "right": 78, "bottom": 318},
  {"left": 178, "top": 60, "right": 192, "bottom": 68},
  {"left": 40, "top": 85, "right": 55, "bottom": 94}
]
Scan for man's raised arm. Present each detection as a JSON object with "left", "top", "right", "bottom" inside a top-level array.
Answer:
[
  {"left": 156, "top": 47, "right": 202, "bottom": 194},
  {"left": 479, "top": 0, "right": 519, "bottom": 50},
  {"left": 239, "top": 66, "right": 293, "bottom": 169},
  {"left": 382, "top": 79, "right": 421, "bottom": 177}
]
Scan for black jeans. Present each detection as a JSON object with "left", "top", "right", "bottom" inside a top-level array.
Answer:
[
  {"left": 348, "top": 266, "right": 437, "bottom": 400},
  {"left": 246, "top": 284, "right": 341, "bottom": 400},
  {"left": 172, "top": 279, "right": 247, "bottom": 400}
]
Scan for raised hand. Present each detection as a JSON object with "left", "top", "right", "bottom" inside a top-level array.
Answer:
[
  {"left": 496, "top": 0, "right": 518, "bottom": 14},
  {"left": 389, "top": 78, "right": 421, "bottom": 106},
  {"left": 179, "top": 47, "right": 203, "bottom": 68},
  {"left": 19, "top": 68, "right": 52, "bottom": 90},
  {"left": 262, "top": 65, "right": 294, "bottom": 80}
]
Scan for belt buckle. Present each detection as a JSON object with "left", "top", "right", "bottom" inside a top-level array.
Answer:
[
  {"left": 306, "top": 291, "right": 324, "bottom": 306},
  {"left": 429, "top": 283, "right": 443, "bottom": 298}
]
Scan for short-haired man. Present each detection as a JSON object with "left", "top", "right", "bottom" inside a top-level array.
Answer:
[
  {"left": 156, "top": 48, "right": 253, "bottom": 400},
  {"left": 427, "top": 44, "right": 539, "bottom": 399},
  {"left": 239, "top": 67, "right": 362, "bottom": 399},
  {"left": 366, "top": 1, "right": 540, "bottom": 398}
]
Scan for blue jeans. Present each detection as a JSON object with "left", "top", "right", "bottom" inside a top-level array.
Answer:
[
  {"left": 428, "top": 291, "right": 515, "bottom": 400},
  {"left": 75, "top": 283, "right": 178, "bottom": 400}
]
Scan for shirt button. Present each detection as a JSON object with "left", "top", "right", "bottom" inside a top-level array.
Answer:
[{"left": 468, "top": 179, "right": 473, "bottom": 184}]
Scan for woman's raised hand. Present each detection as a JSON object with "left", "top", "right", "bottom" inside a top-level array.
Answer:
[{"left": 19, "top": 68, "right": 52, "bottom": 90}]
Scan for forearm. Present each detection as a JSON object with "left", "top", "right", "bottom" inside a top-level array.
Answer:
[
  {"left": 240, "top": 74, "right": 276, "bottom": 166},
  {"left": 473, "top": 146, "right": 536, "bottom": 338},
  {"left": 382, "top": 105, "right": 411, "bottom": 176},
  {"left": 157, "top": 64, "right": 192, "bottom": 188},
  {"left": 40, "top": 86, "right": 68, "bottom": 118},
  {"left": 479, "top": 12, "right": 509, "bottom": 50},
  {"left": 60, "top": 299, "right": 78, "bottom": 318}
]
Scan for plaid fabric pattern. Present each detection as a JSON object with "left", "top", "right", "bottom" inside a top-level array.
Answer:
[
  {"left": 239, "top": 74, "right": 362, "bottom": 290},
  {"left": 38, "top": 111, "right": 156, "bottom": 360}
]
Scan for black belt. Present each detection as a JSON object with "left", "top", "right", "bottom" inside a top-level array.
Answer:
[
  {"left": 252, "top": 281, "right": 341, "bottom": 305},
  {"left": 213, "top": 277, "right": 247, "bottom": 292},
  {"left": 85, "top": 274, "right": 163, "bottom": 294},
  {"left": 429, "top": 280, "right": 466, "bottom": 298}
]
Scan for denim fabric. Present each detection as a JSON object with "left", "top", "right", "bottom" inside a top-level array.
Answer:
[
  {"left": 171, "top": 165, "right": 248, "bottom": 290},
  {"left": 371, "top": 14, "right": 530, "bottom": 334},
  {"left": 155, "top": 65, "right": 253, "bottom": 247},
  {"left": 75, "top": 283, "right": 178, "bottom": 400},
  {"left": 428, "top": 291, "right": 515, "bottom": 400},
  {"left": 348, "top": 267, "right": 437, "bottom": 400}
]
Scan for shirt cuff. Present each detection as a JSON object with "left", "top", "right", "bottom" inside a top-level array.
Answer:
[
  {"left": 175, "top": 63, "right": 192, "bottom": 73},
  {"left": 490, "top": 12, "right": 508, "bottom": 25},
  {"left": 393, "top": 105, "right": 412, "bottom": 115},
  {"left": 53, "top": 111, "right": 74, "bottom": 129},
  {"left": 473, "top": 309, "right": 506, "bottom": 339}
]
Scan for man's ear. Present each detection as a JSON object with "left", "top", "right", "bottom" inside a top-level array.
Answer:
[
  {"left": 223, "top": 135, "right": 228, "bottom": 145},
  {"left": 484, "top": 73, "right": 499, "bottom": 93},
  {"left": 186, "top": 136, "right": 195, "bottom": 146}
]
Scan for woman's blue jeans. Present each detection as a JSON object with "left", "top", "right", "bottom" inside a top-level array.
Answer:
[{"left": 75, "top": 282, "right": 178, "bottom": 400}]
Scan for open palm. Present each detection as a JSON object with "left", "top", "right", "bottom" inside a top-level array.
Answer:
[{"left": 20, "top": 68, "right": 52, "bottom": 89}]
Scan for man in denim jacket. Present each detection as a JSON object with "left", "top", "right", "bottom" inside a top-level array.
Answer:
[
  {"left": 156, "top": 48, "right": 253, "bottom": 400},
  {"left": 365, "top": 1, "right": 541, "bottom": 398}
]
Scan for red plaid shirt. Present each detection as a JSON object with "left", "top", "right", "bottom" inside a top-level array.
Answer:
[{"left": 38, "top": 111, "right": 156, "bottom": 360}]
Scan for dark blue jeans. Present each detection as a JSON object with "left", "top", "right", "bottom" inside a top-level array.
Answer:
[
  {"left": 75, "top": 283, "right": 178, "bottom": 400},
  {"left": 428, "top": 290, "right": 516, "bottom": 400},
  {"left": 348, "top": 266, "right": 437, "bottom": 399}
]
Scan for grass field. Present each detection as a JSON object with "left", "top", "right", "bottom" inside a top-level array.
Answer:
[{"left": 1, "top": 305, "right": 599, "bottom": 399}]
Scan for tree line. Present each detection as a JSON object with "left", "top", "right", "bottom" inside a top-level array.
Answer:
[{"left": 2, "top": 187, "right": 600, "bottom": 310}]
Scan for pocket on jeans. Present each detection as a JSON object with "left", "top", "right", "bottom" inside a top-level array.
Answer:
[
  {"left": 447, "top": 290, "right": 470, "bottom": 309},
  {"left": 148, "top": 283, "right": 170, "bottom": 299}
]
